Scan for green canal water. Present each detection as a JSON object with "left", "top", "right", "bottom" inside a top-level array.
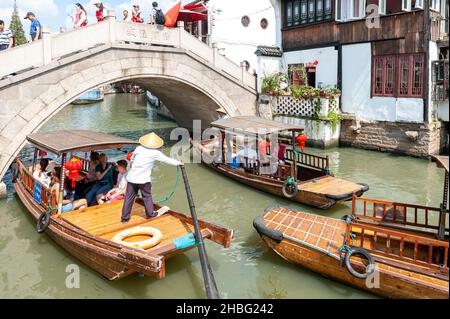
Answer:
[{"left": 0, "top": 94, "right": 445, "bottom": 298}]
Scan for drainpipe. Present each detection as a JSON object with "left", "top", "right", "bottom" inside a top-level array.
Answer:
[
  {"left": 337, "top": 44, "right": 343, "bottom": 111},
  {"left": 423, "top": 2, "right": 430, "bottom": 124}
]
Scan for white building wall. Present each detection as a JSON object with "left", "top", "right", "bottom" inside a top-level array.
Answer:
[
  {"left": 256, "top": 56, "right": 281, "bottom": 92},
  {"left": 342, "top": 43, "right": 424, "bottom": 123},
  {"left": 283, "top": 46, "right": 338, "bottom": 87},
  {"left": 209, "top": 0, "right": 276, "bottom": 72}
]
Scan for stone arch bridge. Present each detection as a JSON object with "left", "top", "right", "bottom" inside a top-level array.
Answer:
[{"left": 0, "top": 14, "right": 257, "bottom": 180}]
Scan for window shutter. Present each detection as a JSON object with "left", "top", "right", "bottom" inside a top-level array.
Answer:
[
  {"left": 414, "top": 0, "right": 424, "bottom": 9},
  {"left": 402, "top": 0, "right": 411, "bottom": 11},
  {"left": 335, "top": 0, "right": 343, "bottom": 21},
  {"left": 378, "top": 0, "right": 386, "bottom": 14}
]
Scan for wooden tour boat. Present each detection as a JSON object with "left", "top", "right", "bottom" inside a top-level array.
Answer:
[
  {"left": 192, "top": 116, "right": 369, "bottom": 209},
  {"left": 254, "top": 156, "right": 449, "bottom": 299},
  {"left": 12, "top": 130, "right": 233, "bottom": 280}
]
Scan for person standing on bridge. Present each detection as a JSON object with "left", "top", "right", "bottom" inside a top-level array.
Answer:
[
  {"left": 71, "top": 3, "right": 88, "bottom": 28},
  {"left": 93, "top": 2, "right": 106, "bottom": 22},
  {"left": 123, "top": 9, "right": 132, "bottom": 22},
  {"left": 149, "top": 2, "right": 165, "bottom": 26},
  {"left": 23, "top": 12, "right": 41, "bottom": 42},
  {"left": 121, "top": 132, "right": 182, "bottom": 223},
  {"left": 0, "top": 20, "right": 13, "bottom": 51},
  {"left": 131, "top": 4, "right": 144, "bottom": 23}
]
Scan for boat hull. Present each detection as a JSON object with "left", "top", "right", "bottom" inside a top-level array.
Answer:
[
  {"left": 193, "top": 140, "right": 367, "bottom": 209},
  {"left": 208, "top": 163, "right": 339, "bottom": 208},
  {"left": 14, "top": 180, "right": 156, "bottom": 280},
  {"left": 254, "top": 207, "right": 448, "bottom": 299},
  {"left": 258, "top": 234, "right": 448, "bottom": 299},
  {"left": 14, "top": 178, "right": 232, "bottom": 281}
]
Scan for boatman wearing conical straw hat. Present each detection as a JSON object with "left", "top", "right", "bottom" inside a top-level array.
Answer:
[{"left": 121, "top": 132, "right": 182, "bottom": 223}]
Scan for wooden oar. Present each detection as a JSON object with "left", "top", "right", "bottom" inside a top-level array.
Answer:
[{"left": 179, "top": 164, "right": 220, "bottom": 299}]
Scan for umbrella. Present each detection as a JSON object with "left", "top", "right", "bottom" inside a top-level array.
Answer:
[
  {"left": 177, "top": 9, "right": 208, "bottom": 22},
  {"left": 183, "top": 1, "right": 208, "bottom": 13}
]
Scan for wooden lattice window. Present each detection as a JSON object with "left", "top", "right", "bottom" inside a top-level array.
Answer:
[
  {"left": 372, "top": 55, "right": 396, "bottom": 97},
  {"left": 398, "top": 55, "right": 410, "bottom": 96},
  {"left": 372, "top": 53, "right": 424, "bottom": 98},
  {"left": 398, "top": 54, "right": 424, "bottom": 98}
]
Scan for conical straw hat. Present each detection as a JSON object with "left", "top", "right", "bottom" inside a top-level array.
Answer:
[{"left": 139, "top": 132, "right": 164, "bottom": 149}]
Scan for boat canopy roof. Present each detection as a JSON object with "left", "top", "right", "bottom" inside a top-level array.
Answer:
[
  {"left": 26, "top": 130, "right": 139, "bottom": 155},
  {"left": 432, "top": 155, "right": 449, "bottom": 173},
  {"left": 210, "top": 116, "right": 304, "bottom": 135}
]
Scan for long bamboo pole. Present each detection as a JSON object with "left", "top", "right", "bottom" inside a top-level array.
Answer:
[{"left": 179, "top": 165, "right": 220, "bottom": 299}]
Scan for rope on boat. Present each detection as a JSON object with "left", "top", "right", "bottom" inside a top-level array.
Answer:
[
  {"left": 338, "top": 215, "right": 376, "bottom": 279},
  {"left": 154, "top": 166, "right": 181, "bottom": 205}
]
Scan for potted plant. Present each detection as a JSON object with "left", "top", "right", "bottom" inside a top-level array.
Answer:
[{"left": 261, "top": 73, "right": 282, "bottom": 96}]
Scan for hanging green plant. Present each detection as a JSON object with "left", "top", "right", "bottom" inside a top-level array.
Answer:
[{"left": 326, "top": 110, "right": 341, "bottom": 135}]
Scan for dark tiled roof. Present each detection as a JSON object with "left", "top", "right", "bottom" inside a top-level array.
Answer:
[{"left": 255, "top": 46, "right": 283, "bottom": 57}]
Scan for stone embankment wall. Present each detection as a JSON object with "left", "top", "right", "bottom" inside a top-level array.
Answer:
[{"left": 340, "top": 115, "right": 449, "bottom": 158}]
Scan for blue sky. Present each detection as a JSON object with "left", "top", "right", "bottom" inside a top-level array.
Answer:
[{"left": 0, "top": 0, "right": 188, "bottom": 36}]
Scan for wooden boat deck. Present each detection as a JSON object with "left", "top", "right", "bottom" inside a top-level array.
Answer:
[
  {"left": 61, "top": 201, "right": 197, "bottom": 255},
  {"left": 299, "top": 176, "right": 363, "bottom": 196},
  {"left": 263, "top": 207, "right": 346, "bottom": 259}
]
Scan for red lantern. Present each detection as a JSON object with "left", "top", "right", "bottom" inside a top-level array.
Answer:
[
  {"left": 258, "top": 140, "right": 270, "bottom": 157},
  {"left": 295, "top": 133, "right": 307, "bottom": 153},
  {"left": 127, "top": 151, "right": 134, "bottom": 161},
  {"left": 64, "top": 157, "right": 83, "bottom": 188}
]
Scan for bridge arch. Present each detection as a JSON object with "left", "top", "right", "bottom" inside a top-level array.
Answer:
[{"left": 0, "top": 21, "right": 257, "bottom": 179}]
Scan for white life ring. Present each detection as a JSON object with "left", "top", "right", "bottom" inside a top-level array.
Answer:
[{"left": 112, "top": 226, "right": 162, "bottom": 250}]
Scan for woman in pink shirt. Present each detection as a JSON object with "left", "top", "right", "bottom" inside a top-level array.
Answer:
[{"left": 72, "top": 3, "right": 88, "bottom": 28}]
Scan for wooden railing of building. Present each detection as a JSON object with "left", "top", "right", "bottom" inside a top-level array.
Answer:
[
  {"left": 16, "top": 159, "right": 56, "bottom": 210},
  {"left": 351, "top": 197, "right": 449, "bottom": 234},
  {"left": 432, "top": 60, "right": 449, "bottom": 101}
]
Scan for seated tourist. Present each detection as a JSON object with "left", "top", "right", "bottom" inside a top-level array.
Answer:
[
  {"left": 33, "top": 158, "right": 51, "bottom": 186},
  {"left": 86, "top": 151, "right": 100, "bottom": 184},
  {"left": 86, "top": 153, "right": 115, "bottom": 206},
  {"left": 97, "top": 160, "right": 128, "bottom": 204},
  {"left": 76, "top": 151, "right": 100, "bottom": 196},
  {"left": 50, "top": 167, "right": 87, "bottom": 213}
]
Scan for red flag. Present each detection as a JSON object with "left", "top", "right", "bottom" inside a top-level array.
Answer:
[{"left": 164, "top": 1, "right": 182, "bottom": 27}]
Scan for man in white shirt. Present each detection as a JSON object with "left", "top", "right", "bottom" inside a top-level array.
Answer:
[{"left": 121, "top": 132, "right": 182, "bottom": 222}]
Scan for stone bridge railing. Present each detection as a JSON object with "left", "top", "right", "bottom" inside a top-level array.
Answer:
[{"left": 0, "top": 10, "right": 255, "bottom": 89}]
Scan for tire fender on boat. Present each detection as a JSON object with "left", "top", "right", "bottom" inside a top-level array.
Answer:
[
  {"left": 253, "top": 215, "right": 283, "bottom": 243},
  {"left": 112, "top": 227, "right": 163, "bottom": 250},
  {"left": 37, "top": 211, "right": 51, "bottom": 233},
  {"left": 282, "top": 180, "right": 298, "bottom": 199},
  {"left": 344, "top": 247, "right": 375, "bottom": 279}
]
